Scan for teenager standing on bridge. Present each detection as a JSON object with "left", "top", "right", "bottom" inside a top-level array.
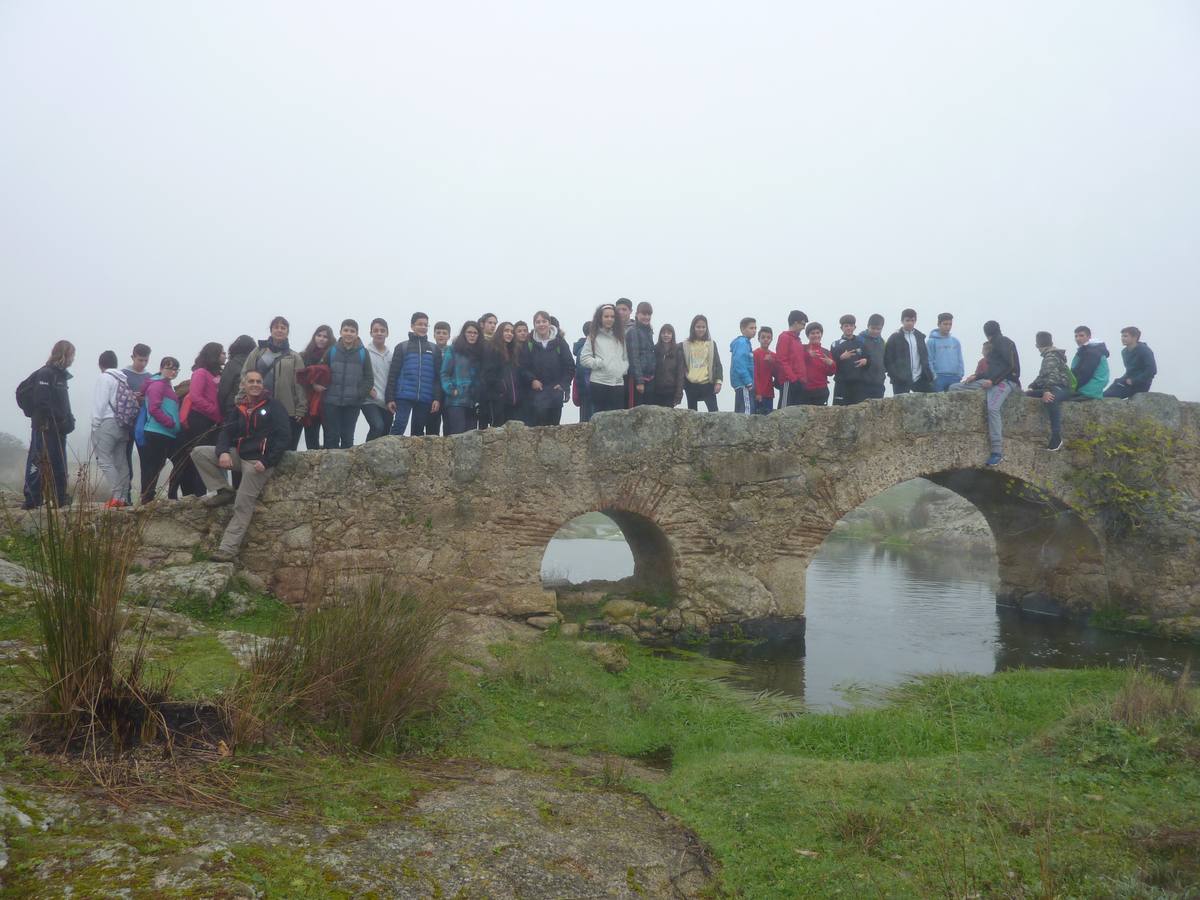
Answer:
[
  {"left": 649, "top": 324, "right": 686, "bottom": 408},
  {"left": 387, "top": 313, "right": 443, "bottom": 436},
  {"left": 241, "top": 317, "right": 306, "bottom": 450},
  {"left": 441, "top": 320, "right": 483, "bottom": 434},
  {"left": 322, "top": 319, "right": 374, "bottom": 450},
  {"left": 521, "top": 311, "right": 574, "bottom": 426},
  {"left": 579, "top": 303, "right": 629, "bottom": 414},
  {"left": 949, "top": 320, "right": 1021, "bottom": 466},
  {"left": 683, "top": 315, "right": 723, "bottom": 411}
]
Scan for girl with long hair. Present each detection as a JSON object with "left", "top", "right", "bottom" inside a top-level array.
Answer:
[
  {"left": 482, "top": 321, "right": 523, "bottom": 426},
  {"left": 683, "top": 314, "right": 723, "bottom": 411},
  {"left": 579, "top": 303, "right": 628, "bottom": 413},
  {"left": 19, "top": 340, "right": 75, "bottom": 509},
  {"left": 170, "top": 342, "right": 226, "bottom": 497},
  {"left": 297, "top": 324, "right": 334, "bottom": 450},
  {"left": 440, "top": 320, "right": 483, "bottom": 434},
  {"left": 521, "top": 311, "right": 575, "bottom": 426},
  {"left": 650, "top": 324, "right": 686, "bottom": 408}
]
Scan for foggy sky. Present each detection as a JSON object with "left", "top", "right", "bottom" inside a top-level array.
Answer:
[{"left": 2, "top": 1, "right": 1197, "bottom": 453}]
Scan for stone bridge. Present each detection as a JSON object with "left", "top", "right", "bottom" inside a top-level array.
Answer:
[{"left": 138, "top": 392, "right": 1200, "bottom": 639}]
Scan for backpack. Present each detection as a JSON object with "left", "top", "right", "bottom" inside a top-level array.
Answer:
[
  {"left": 1068, "top": 368, "right": 1078, "bottom": 393},
  {"left": 133, "top": 399, "right": 150, "bottom": 447},
  {"left": 15, "top": 371, "right": 38, "bottom": 417},
  {"left": 107, "top": 372, "right": 140, "bottom": 429}
]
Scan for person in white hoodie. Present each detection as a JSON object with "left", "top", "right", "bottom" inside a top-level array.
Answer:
[
  {"left": 91, "top": 350, "right": 133, "bottom": 506},
  {"left": 579, "top": 304, "right": 630, "bottom": 413}
]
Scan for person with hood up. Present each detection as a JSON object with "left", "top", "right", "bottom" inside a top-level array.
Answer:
[
  {"left": 386, "top": 312, "right": 443, "bottom": 436},
  {"left": 1069, "top": 326, "right": 1109, "bottom": 400},
  {"left": 1103, "top": 326, "right": 1157, "bottom": 398},
  {"left": 950, "top": 320, "right": 1021, "bottom": 466},
  {"left": 626, "top": 301, "right": 656, "bottom": 407},
  {"left": 883, "top": 308, "right": 934, "bottom": 394},
  {"left": 240, "top": 317, "right": 306, "bottom": 449},
  {"left": 190, "top": 368, "right": 292, "bottom": 562},
  {"left": 579, "top": 303, "right": 629, "bottom": 413},
  {"left": 322, "top": 319, "right": 375, "bottom": 449},
  {"left": 520, "top": 311, "right": 575, "bottom": 426},
  {"left": 1025, "top": 331, "right": 1073, "bottom": 451}
]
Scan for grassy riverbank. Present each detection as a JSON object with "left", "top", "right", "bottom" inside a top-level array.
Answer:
[{"left": 2, "top": 587, "right": 1198, "bottom": 896}]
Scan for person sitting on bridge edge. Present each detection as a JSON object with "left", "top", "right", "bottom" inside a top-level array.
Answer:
[
  {"left": 926, "top": 313, "right": 964, "bottom": 392},
  {"left": 883, "top": 308, "right": 934, "bottom": 394},
  {"left": 1069, "top": 325, "right": 1109, "bottom": 400},
  {"left": 730, "top": 317, "right": 757, "bottom": 414},
  {"left": 752, "top": 326, "right": 777, "bottom": 414},
  {"left": 775, "top": 310, "right": 807, "bottom": 408},
  {"left": 830, "top": 315, "right": 863, "bottom": 406},
  {"left": 949, "top": 320, "right": 1021, "bottom": 466},
  {"left": 190, "top": 368, "right": 291, "bottom": 563},
  {"left": 1103, "top": 326, "right": 1157, "bottom": 399},
  {"left": 857, "top": 314, "right": 887, "bottom": 401},
  {"left": 798, "top": 322, "right": 836, "bottom": 405},
  {"left": 1025, "top": 331, "right": 1073, "bottom": 451}
]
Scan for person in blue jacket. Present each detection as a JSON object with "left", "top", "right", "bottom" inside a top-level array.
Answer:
[
  {"left": 730, "top": 317, "right": 757, "bottom": 414},
  {"left": 926, "top": 313, "right": 964, "bottom": 392},
  {"left": 1103, "top": 326, "right": 1157, "bottom": 398},
  {"left": 387, "top": 312, "right": 443, "bottom": 436}
]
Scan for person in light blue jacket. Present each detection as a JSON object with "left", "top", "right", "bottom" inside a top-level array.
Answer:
[
  {"left": 926, "top": 312, "right": 964, "bottom": 392},
  {"left": 730, "top": 317, "right": 757, "bottom": 414}
]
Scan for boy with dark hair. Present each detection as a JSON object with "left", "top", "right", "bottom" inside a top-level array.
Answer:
[
  {"left": 730, "top": 317, "right": 757, "bottom": 414},
  {"left": 775, "top": 310, "right": 807, "bottom": 407},
  {"left": 323, "top": 319, "right": 374, "bottom": 449},
  {"left": 1103, "top": 327, "right": 1157, "bottom": 398},
  {"left": 830, "top": 315, "right": 864, "bottom": 406},
  {"left": 1025, "top": 331, "right": 1073, "bottom": 451},
  {"left": 91, "top": 350, "right": 132, "bottom": 506},
  {"left": 857, "top": 314, "right": 887, "bottom": 401},
  {"left": 752, "top": 327, "right": 777, "bottom": 414},
  {"left": 427, "top": 323, "right": 452, "bottom": 434},
  {"left": 614, "top": 298, "right": 633, "bottom": 326},
  {"left": 884, "top": 308, "right": 933, "bottom": 394},
  {"left": 627, "top": 302, "right": 656, "bottom": 407},
  {"left": 950, "top": 320, "right": 1021, "bottom": 466},
  {"left": 362, "top": 317, "right": 393, "bottom": 441},
  {"left": 386, "top": 312, "right": 444, "bottom": 436},
  {"left": 927, "top": 313, "right": 964, "bottom": 391},
  {"left": 573, "top": 322, "right": 594, "bottom": 422},
  {"left": 1069, "top": 326, "right": 1109, "bottom": 400},
  {"left": 121, "top": 343, "right": 152, "bottom": 502}
]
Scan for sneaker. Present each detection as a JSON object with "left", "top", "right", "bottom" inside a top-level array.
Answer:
[
  {"left": 104, "top": 498, "right": 128, "bottom": 509},
  {"left": 1044, "top": 439, "right": 1063, "bottom": 452},
  {"left": 203, "top": 489, "right": 237, "bottom": 508},
  {"left": 985, "top": 452, "right": 1004, "bottom": 467},
  {"left": 210, "top": 548, "right": 237, "bottom": 563}
]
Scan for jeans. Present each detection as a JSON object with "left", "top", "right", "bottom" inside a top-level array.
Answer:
[
  {"left": 949, "top": 379, "right": 1014, "bottom": 453},
  {"left": 323, "top": 404, "right": 361, "bottom": 449},
  {"left": 361, "top": 403, "right": 393, "bottom": 441},
  {"left": 591, "top": 383, "right": 625, "bottom": 413},
  {"left": 933, "top": 373, "right": 960, "bottom": 392},
  {"left": 444, "top": 405, "right": 477, "bottom": 435},
  {"left": 734, "top": 386, "right": 755, "bottom": 414},
  {"left": 684, "top": 381, "right": 718, "bottom": 411},
  {"left": 1031, "top": 387, "right": 1070, "bottom": 444},
  {"left": 891, "top": 377, "right": 933, "bottom": 395},
  {"left": 92, "top": 418, "right": 131, "bottom": 501},
  {"left": 1103, "top": 380, "right": 1150, "bottom": 399},
  {"left": 190, "top": 446, "right": 272, "bottom": 555},
  {"left": 23, "top": 423, "right": 69, "bottom": 508},
  {"left": 390, "top": 398, "right": 434, "bottom": 436}
]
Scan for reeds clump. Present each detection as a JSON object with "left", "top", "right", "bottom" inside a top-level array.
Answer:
[
  {"left": 1111, "top": 662, "right": 1194, "bottom": 731},
  {"left": 233, "top": 578, "right": 449, "bottom": 751}
]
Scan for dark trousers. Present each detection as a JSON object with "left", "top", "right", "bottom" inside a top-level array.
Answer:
[
  {"left": 591, "top": 383, "right": 625, "bottom": 413},
  {"left": 304, "top": 421, "right": 324, "bottom": 450},
  {"left": 734, "top": 386, "right": 755, "bottom": 414},
  {"left": 1103, "top": 380, "right": 1150, "bottom": 399},
  {"left": 169, "top": 412, "right": 216, "bottom": 499},
  {"left": 391, "top": 398, "right": 433, "bottom": 436},
  {"left": 323, "top": 404, "right": 361, "bottom": 449},
  {"left": 860, "top": 382, "right": 885, "bottom": 401},
  {"left": 648, "top": 392, "right": 677, "bottom": 408},
  {"left": 684, "top": 381, "right": 717, "bottom": 411},
  {"left": 578, "top": 379, "right": 594, "bottom": 422},
  {"left": 426, "top": 408, "right": 443, "bottom": 435},
  {"left": 832, "top": 378, "right": 856, "bottom": 406},
  {"left": 477, "top": 400, "right": 492, "bottom": 430},
  {"left": 891, "top": 377, "right": 933, "bottom": 395},
  {"left": 361, "top": 403, "right": 393, "bottom": 441},
  {"left": 780, "top": 380, "right": 807, "bottom": 408},
  {"left": 139, "top": 432, "right": 176, "bottom": 503},
  {"left": 531, "top": 402, "right": 563, "bottom": 427},
  {"left": 489, "top": 401, "right": 520, "bottom": 427},
  {"left": 1030, "top": 387, "right": 1071, "bottom": 444},
  {"left": 287, "top": 418, "right": 303, "bottom": 451},
  {"left": 754, "top": 395, "right": 774, "bottom": 415},
  {"left": 22, "top": 423, "right": 69, "bottom": 509},
  {"left": 799, "top": 386, "right": 830, "bottom": 406},
  {"left": 444, "top": 405, "right": 477, "bottom": 435}
]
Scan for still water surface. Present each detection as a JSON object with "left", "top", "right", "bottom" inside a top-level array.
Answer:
[{"left": 543, "top": 537, "right": 1198, "bottom": 710}]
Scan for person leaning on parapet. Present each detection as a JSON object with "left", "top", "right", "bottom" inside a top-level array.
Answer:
[
  {"left": 1103, "top": 326, "right": 1157, "bottom": 399},
  {"left": 1068, "top": 326, "right": 1108, "bottom": 400},
  {"left": 730, "top": 317, "right": 757, "bottom": 414},
  {"left": 830, "top": 314, "right": 864, "bottom": 406},
  {"left": 857, "top": 314, "right": 887, "bottom": 401},
  {"left": 883, "top": 308, "right": 934, "bottom": 394},
  {"left": 1025, "top": 331, "right": 1073, "bottom": 452},
  {"left": 775, "top": 310, "right": 808, "bottom": 408},
  {"left": 926, "top": 313, "right": 964, "bottom": 392},
  {"left": 190, "top": 369, "right": 291, "bottom": 563},
  {"left": 949, "top": 320, "right": 1021, "bottom": 467}
]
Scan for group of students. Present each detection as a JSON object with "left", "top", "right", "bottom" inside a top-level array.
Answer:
[{"left": 16, "top": 303, "right": 1158, "bottom": 560}]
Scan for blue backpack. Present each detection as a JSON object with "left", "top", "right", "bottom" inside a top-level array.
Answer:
[{"left": 133, "top": 399, "right": 149, "bottom": 447}]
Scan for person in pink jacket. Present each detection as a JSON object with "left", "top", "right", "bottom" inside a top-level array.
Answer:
[{"left": 170, "top": 342, "right": 226, "bottom": 498}]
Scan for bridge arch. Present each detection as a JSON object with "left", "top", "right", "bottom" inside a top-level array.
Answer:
[{"left": 539, "top": 507, "right": 678, "bottom": 600}]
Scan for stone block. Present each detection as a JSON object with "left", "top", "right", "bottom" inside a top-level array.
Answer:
[{"left": 125, "top": 562, "right": 235, "bottom": 606}]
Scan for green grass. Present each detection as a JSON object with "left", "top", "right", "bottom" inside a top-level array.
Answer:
[
  {"left": 153, "top": 588, "right": 294, "bottom": 637},
  {"left": 154, "top": 633, "right": 242, "bottom": 698}
]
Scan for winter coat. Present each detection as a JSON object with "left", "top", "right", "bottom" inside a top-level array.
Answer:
[
  {"left": 28, "top": 364, "right": 75, "bottom": 434},
  {"left": 296, "top": 364, "right": 331, "bottom": 425},
  {"left": 365, "top": 344, "right": 392, "bottom": 409},
  {"left": 188, "top": 367, "right": 222, "bottom": 424},
  {"left": 651, "top": 343, "right": 687, "bottom": 407},
  {"left": 219, "top": 352, "right": 250, "bottom": 419},
  {"left": 857, "top": 331, "right": 886, "bottom": 387},
  {"left": 325, "top": 339, "right": 374, "bottom": 407},
  {"left": 143, "top": 375, "right": 181, "bottom": 438},
  {"left": 241, "top": 341, "right": 306, "bottom": 418},
  {"left": 752, "top": 348, "right": 778, "bottom": 400},
  {"left": 1028, "top": 347, "right": 1073, "bottom": 393},
  {"left": 519, "top": 328, "right": 575, "bottom": 410},
  {"left": 1118, "top": 342, "right": 1157, "bottom": 389},
  {"left": 775, "top": 330, "right": 807, "bottom": 385},
  {"left": 1070, "top": 342, "right": 1110, "bottom": 399},
  {"left": 729, "top": 335, "right": 755, "bottom": 389},
  {"left": 626, "top": 322, "right": 656, "bottom": 386},
  {"left": 799, "top": 343, "right": 836, "bottom": 390},
  {"left": 481, "top": 342, "right": 523, "bottom": 406},
  {"left": 440, "top": 346, "right": 480, "bottom": 408},
  {"left": 831, "top": 334, "right": 866, "bottom": 383},
  {"left": 926, "top": 332, "right": 965, "bottom": 379},
  {"left": 579, "top": 329, "right": 629, "bottom": 387},
  {"left": 683, "top": 340, "right": 723, "bottom": 386},
  {"left": 883, "top": 328, "right": 933, "bottom": 387},
  {"left": 981, "top": 334, "right": 1021, "bottom": 387},
  {"left": 385, "top": 333, "right": 443, "bottom": 405},
  {"left": 215, "top": 392, "right": 291, "bottom": 468}
]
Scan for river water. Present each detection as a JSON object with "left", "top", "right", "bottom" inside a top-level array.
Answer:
[{"left": 542, "top": 536, "right": 1198, "bottom": 711}]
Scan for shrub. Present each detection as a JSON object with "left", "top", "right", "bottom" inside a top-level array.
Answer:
[{"left": 234, "top": 579, "right": 449, "bottom": 751}]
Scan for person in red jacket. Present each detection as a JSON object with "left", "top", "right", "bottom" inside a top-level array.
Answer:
[
  {"left": 752, "top": 327, "right": 778, "bottom": 414},
  {"left": 775, "top": 310, "right": 808, "bottom": 408},
  {"left": 798, "top": 323, "right": 836, "bottom": 405}
]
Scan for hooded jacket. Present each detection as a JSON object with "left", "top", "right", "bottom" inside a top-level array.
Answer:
[
  {"left": 27, "top": 364, "right": 74, "bottom": 434},
  {"left": 1070, "top": 341, "right": 1110, "bottom": 399},
  {"left": 216, "top": 391, "right": 291, "bottom": 468},
  {"left": 884, "top": 328, "right": 933, "bottom": 386},
  {"left": 981, "top": 333, "right": 1021, "bottom": 387},
  {"left": 729, "top": 335, "right": 755, "bottom": 390},
  {"left": 857, "top": 330, "right": 887, "bottom": 387},
  {"left": 1119, "top": 342, "right": 1157, "bottom": 389},
  {"left": 775, "top": 329, "right": 807, "bottom": 385},
  {"left": 799, "top": 342, "right": 836, "bottom": 390},
  {"left": 241, "top": 340, "right": 306, "bottom": 418},
  {"left": 364, "top": 343, "right": 392, "bottom": 409},
  {"left": 926, "top": 331, "right": 964, "bottom": 380},
  {"left": 652, "top": 342, "right": 687, "bottom": 406},
  {"left": 325, "top": 338, "right": 375, "bottom": 407},
  {"left": 91, "top": 368, "right": 126, "bottom": 429},
  {"left": 1028, "top": 347, "right": 1072, "bottom": 393},
  {"left": 386, "top": 333, "right": 443, "bottom": 405},
  {"left": 580, "top": 329, "right": 629, "bottom": 387},
  {"left": 519, "top": 327, "right": 575, "bottom": 408},
  {"left": 626, "top": 322, "right": 656, "bottom": 387},
  {"left": 440, "top": 345, "right": 480, "bottom": 408},
  {"left": 143, "top": 374, "right": 181, "bottom": 439}
]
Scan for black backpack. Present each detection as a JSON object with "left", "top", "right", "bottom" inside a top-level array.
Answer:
[{"left": 15, "top": 371, "right": 39, "bottom": 418}]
